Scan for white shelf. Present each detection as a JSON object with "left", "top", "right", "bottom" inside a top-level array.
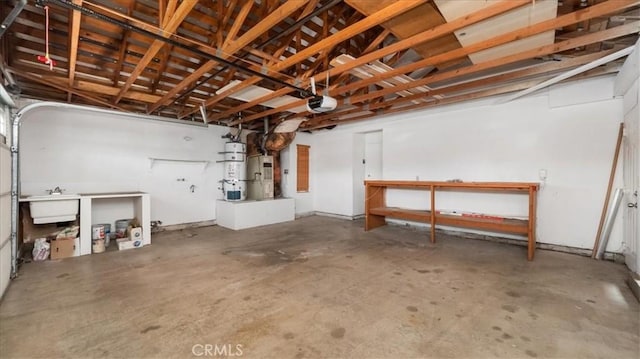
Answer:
[
  {"left": 79, "top": 192, "right": 151, "bottom": 256},
  {"left": 148, "top": 157, "right": 209, "bottom": 170}
]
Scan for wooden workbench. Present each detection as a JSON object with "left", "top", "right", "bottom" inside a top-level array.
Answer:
[{"left": 364, "top": 180, "right": 540, "bottom": 260}]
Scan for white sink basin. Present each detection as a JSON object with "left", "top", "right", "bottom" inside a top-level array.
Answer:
[
  {"left": 27, "top": 194, "right": 80, "bottom": 224},
  {"left": 27, "top": 194, "right": 80, "bottom": 201}
]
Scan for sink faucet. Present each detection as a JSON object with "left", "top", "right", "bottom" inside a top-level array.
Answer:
[{"left": 47, "top": 186, "right": 65, "bottom": 195}]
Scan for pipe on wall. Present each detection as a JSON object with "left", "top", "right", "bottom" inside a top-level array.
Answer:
[
  {"left": 595, "top": 188, "right": 624, "bottom": 259},
  {"left": 9, "top": 101, "right": 209, "bottom": 277}
]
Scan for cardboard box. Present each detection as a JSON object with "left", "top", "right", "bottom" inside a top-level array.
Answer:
[
  {"left": 129, "top": 227, "right": 142, "bottom": 241},
  {"left": 116, "top": 238, "right": 143, "bottom": 251},
  {"left": 20, "top": 204, "right": 79, "bottom": 243},
  {"left": 50, "top": 237, "right": 76, "bottom": 260}
]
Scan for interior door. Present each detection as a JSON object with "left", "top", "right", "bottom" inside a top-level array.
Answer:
[
  {"left": 353, "top": 134, "right": 365, "bottom": 216},
  {"left": 623, "top": 92, "right": 640, "bottom": 273},
  {"left": 364, "top": 131, "right": 382, "bottom": 180}
]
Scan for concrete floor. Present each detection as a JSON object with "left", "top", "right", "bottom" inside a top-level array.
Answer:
[{"left": 0, "top": 216, "right": 638, "bottom": 358}]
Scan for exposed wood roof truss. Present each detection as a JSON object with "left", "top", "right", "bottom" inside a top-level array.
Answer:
[{"left": 0, "top": 0, "right": 637, "bottom": 131}]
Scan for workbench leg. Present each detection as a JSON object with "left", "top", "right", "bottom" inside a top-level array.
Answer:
[
  {"left": 430, "top": 185, "right": 436, "bottom": 243},
  {"left": 528, "top": 188, "right": 537, "bottom": 261}
]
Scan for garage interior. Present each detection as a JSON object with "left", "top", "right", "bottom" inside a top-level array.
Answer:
[{"left": 0, "top": 0, "right": 639, "bottom": 358}]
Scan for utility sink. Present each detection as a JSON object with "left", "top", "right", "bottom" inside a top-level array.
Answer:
[{"left": 26, "top": 194, "right": 80, "bottom": 224}]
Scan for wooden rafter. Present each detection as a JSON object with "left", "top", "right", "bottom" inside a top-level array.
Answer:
[
  {"left": 3, "top": 0, "right": 638, "bottom": 128},
  {"left": 42, "top": 74, "right": 163, "bottom": 103},
  {"left": 11, "top": 69, "right": 127, "bottom": 111},
  {"left": 113, "top": 0, "right": 198, "bottom": 104},
  {"left": 67, "top": 0, "right": 83, "bottom": 102},
  {"left": 207, "top": 0, "right": 530, "bottom": 122},
  {"left": 217, "top": 0, "right": 239, "bottom": 47},
  {"left": 110, "top": 2, "right": 135, "bottom": 87},
  {"left": 228, "top": 0, "right": 639, "bottom": 125},
  {"left": 189, "top": 0, "right": 426, "bottom": 119},
  {"left": 222, "top": 0, "right": 253, "bottom": 49},
  {"left": 338, "top": 21, "right": 640, "bottom": 108},
  {"left": 151, "top": 45, "right": 173, "bottom": 94},
  {"left": 303, "top": 49, "right": 622, "bottom": 129},
  {"left": 163, "top": 0, "right": 178, "bottom": 28},
  {"left": 146, "top": 0, "right": 311, "bottom": 114},
  {"left": 308, "top": 66, "right": 621, "bottom": 130},
  {"left": 237, "top": 20, "right": 639, "bottom": 126}
]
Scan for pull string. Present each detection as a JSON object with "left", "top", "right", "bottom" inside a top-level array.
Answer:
[
  {"left": 37, "top": 5, "right": 56, "bottom": 70},
  {"left": 45, "top": 5, "right": 51, "bottom": 70}
]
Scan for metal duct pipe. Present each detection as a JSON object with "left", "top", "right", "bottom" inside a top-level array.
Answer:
[
  {"left": 261, "top": 118, "right": 269, "bottom": 154},
  {"left": 0, "top": 0, "right": 27, "bottom": 38},
  {"left": 38, "top": 0, "right": 314, "bottom": 97},
  {"left": 595, "top": 188, "right": 624, "bottom": 259},
  {"left": 9, "top": 101, "right": 208, "bottom": 277}
]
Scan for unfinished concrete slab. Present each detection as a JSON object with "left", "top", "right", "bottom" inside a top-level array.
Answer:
[{"left": 0, "top": 216, "right": 637, "bottom": 358}]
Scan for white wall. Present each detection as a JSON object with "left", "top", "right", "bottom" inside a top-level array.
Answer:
[
  {"left": 19, "top": 104, "right": 231, "bottom": 226},
  {"left": 310, "top": 76, "right": 625, "bottom": 251},
  {"left": 313, "top": 130, "right": 355, "bottom": 216},
  {"left": 280, "top": 132, "right": 314, "bottom": 215}
]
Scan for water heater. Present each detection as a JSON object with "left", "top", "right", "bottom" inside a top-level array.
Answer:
[
  {"left": 247, "top": 155, "right": 274, "bottom": 201},
  {"left": 221, "top": 141, "right": 246, "bottom": 201}
]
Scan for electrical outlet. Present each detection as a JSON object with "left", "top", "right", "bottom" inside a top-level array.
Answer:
[
  {"left": 539, "top": 169, "right": 547, "bottom": 181},
  {"left": 284, "top": 169, "right": 289, "bottom": 174}
]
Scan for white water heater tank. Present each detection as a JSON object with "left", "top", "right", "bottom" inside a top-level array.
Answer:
[{"left": 222, "top": 142, "right": 246, "bottom": 201}]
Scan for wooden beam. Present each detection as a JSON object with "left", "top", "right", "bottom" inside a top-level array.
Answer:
[
  {"left": 327, "top": 0, "right": 640, "bottom": 101},
  {"left": 158, "top": 0, "right": 165, "bottom": 27},
  {"left": 205, "top": 0, "right": 529, "bottom": 121},
  {"left": 207, "top": 87, "right": 294, "bottom": 122},
  {"left": 342, "top": 21, "right": 640, "bottom": 107},
  {"left": 215, "top": 0, "right": 225, "bottom": 47},
  {"left": 307, "top": 67, "right": 620, "bottom": 130},
  {"left": 190, "top": 0, "right": 426, "bottom": 119},
  {"left": 67, "top": 0, "right": 83, "bottom": 102},
  {"left": 163, "top": 0, "right": 178, "bottom": 28},
  {"left": 146, "top": 0, "right": 311, "bottom": 114},
  {"left": 151, "top": 45, "right": 173, "bottom": 94},
  {"left": 303, "top": 50, "right": 620, "bottom": 128},
  {"left": 44, "top": 75, "right": 163, "bottom": 103},
  {"left": 112, "top": 1, "right": 134, "bottom": 86},
  {"left": 258, "top": 21, "right": 640, "bottom": 125},
  {"left": 114, "top": 0, "right": 198, "bottom": 104},
  {"left": 11, "top": 69, "right": 128, "bottom": 111},
  {"left": 112, "top": 30, "right": 129, "bottom": 86},
  {"left": 230, "top": 1, "right": 639, "bottom": 125},
  {"left": 280, "top": 0, "right": 425, "bottom": 73},
  {"left": 222, "top": 0, "right": 252, "bottom": 49},
  {"left": 218, "top": 0, "right": 239, "bottom": 47}
]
